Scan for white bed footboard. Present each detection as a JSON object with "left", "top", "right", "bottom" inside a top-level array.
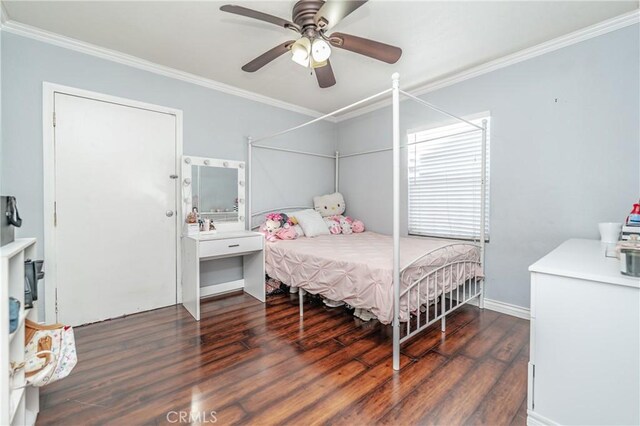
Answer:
[{"left": 399, "top": 243, "right": 483, "bottom": 344}]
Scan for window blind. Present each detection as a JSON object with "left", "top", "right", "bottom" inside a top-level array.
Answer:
[{"left": 408, "top": 115, "right": 490, "bottom": 240}]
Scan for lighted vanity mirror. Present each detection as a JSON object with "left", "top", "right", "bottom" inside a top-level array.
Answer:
[{"left": 182, "top": 156, "right": 246, "bottom": 234}]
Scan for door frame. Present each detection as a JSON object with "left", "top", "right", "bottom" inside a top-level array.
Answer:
[{"left": 42, "top": 82, "right": 184, "bottom": 324}]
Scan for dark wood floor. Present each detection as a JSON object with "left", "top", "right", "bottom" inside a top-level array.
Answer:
[{"left": 37, "top": 292, "right": 529, "bottom": 425}]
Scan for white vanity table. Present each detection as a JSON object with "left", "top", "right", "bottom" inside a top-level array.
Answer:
[
  {"left": 180, "top": 155, "right": 265, "bottom": 321},
  {"left": 181, "top": 230, "right": 264, "bottom": 320}
]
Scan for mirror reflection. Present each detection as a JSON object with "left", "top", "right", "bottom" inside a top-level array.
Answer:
[{"left": 192, "top": 166, "right": 239, "bottom": 223}]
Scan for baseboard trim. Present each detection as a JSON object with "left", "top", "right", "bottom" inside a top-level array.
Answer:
[
  {"left": 527, "top": 410, "right": 558, "bottom": 426},
  {"left": 465, "top": 297, "right": 530, "bottom": 320},
  {"left": 484, "top": 298, "right": 530, "bottom": 320},
  {"left": 200, "top": 279, "right": 244, "bottom": 298}
]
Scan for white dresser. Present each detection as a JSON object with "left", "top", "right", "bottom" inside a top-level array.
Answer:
[
  {"left": 181, "top": 230, "right": 265, "bottom": 320},
  {"left": 528, "top": 239, "right": 639, "bottom": 426}
]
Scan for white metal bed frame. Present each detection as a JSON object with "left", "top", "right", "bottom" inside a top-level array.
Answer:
[{"left": 247, "top": 73, "right": 487, "bottom": 371}]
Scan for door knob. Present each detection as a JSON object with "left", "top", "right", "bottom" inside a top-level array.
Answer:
[{"left": 166, "top": 210, "right": 174, "bottom": 217}]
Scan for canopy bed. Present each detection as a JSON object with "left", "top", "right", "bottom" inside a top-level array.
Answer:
[{"left": 247, "top": 74, "right": 488, "bottom": 371}]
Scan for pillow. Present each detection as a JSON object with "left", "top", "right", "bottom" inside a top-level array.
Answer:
[
  {"left": 313, "top": 192, "right": 346, "bottom": 217},
  {"left": 291, "top": 209, "right": 329, "bottom": 237}
]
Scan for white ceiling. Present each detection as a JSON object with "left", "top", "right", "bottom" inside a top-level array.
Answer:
[{"left": 3, "top": 1, "right": 638, "bottom": 114}]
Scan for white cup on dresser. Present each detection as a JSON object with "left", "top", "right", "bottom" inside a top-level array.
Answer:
[{"left": 598, "top": 222, "right": 622, "bottom": 244}]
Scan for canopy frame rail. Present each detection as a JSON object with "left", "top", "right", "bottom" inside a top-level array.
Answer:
[
  {"left": 250, "top": 88, "right": 392, "bottom": 145},
  {"left": 251, "top": 143, "right": 336, "bottom": 159}
]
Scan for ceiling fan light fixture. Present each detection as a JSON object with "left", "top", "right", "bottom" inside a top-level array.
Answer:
[
  {"left": 291, "top": 37, "right": 311, "bottom": 67},
  {"left": 311, "top": 38, "right": 332, "bottom": 62}
]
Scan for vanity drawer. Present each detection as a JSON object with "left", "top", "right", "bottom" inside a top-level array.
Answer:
[{"left": 199, "top": 235, "right": 263, "bottom": 258}]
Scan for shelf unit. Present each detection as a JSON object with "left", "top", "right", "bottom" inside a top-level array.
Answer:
[{"left": 1, "top": 238, "right": 39, "bottom": 426}]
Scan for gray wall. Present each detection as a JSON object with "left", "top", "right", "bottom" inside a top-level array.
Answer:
[
  {"left": 1, "top": 32, "right": 336, "bottom": 299},
  {"left": 338, "top": 24, "right": 640, "bottom": 309},
  {"left": 3, "top": 24, "right": 638, "bottom": 313}
]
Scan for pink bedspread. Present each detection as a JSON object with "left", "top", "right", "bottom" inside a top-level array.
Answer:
[{"left": 265, "top": 232, "right": 482, "bottom": 324}]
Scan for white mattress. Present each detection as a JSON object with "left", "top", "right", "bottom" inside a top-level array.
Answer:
[{"left": 265, "top": 232, "right": 482, "bottom": 324}]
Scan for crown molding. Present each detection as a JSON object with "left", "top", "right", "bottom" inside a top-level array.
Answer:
[
  {"left": 0, "top": 16, "right": 336, "bottom": 122},
  {"left": 336, "top": 9, "right": 640, "bottom": 122},
  {"left": 1, "top": 8, "right": 637, "bottom": 124}
]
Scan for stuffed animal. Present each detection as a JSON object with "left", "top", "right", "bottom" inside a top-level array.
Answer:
[
  {"left": 313, "top": 192, "right": 346, "bottom": 217},
  {"left": 339, "top": 216, "right": 353, "bottom": 234},
  {"left": 276, "top": 225, "right": 297, "bottom": 240},
  {"left": 312, "top": 193, "right": 366, "bottom": 235},
  {"left": 351, "top": 219, "right": 365, "bottom": 233},
  {"left": 343, "top": 216, "right": 365, "bottom": 233},
  {"left": 260, "top": 213, "right": 297, "bottom": 242},
  {"left": 322, "top": 214, "right": 364, "bottom": 235},
  {"left": 324, "top": 217, "right": 342, "bottom": 234}
]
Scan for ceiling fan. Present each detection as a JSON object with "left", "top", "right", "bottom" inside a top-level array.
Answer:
[{"left": 220, "top": 0, "right": 402, "bottom": 88}]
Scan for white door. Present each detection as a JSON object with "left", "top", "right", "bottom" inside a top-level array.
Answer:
[{"left": 54, "top": 93, "right": 178, "bottom": 326}]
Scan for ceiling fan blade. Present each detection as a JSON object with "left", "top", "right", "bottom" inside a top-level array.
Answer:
[
  {"left": 329, "top": 32, "right": 402, "bottom": 64},
  {"left": 242, "top": 41, "right": 295, "bottom": 72},
  {"left": 220, "top": 5, "right": 300, "bottom": 32},
  {"left": 314, "top": 0, "right": 367, "bottom": 31},
  {"left": 315, "top": 60, "right": 337, "bottom": 88}
]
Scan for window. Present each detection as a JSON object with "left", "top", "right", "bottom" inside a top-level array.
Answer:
[{"left": 407, "top": 114, "right": 490, "bottom": 241}]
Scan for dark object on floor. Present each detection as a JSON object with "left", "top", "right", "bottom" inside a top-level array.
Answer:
[{"left": 266, "top": 276, "right": 285, "bottom": 296}]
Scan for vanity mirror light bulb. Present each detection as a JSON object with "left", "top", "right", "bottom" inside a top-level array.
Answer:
[
  {"left": 184, "top": 157, "right": 191, "bottom": 164},
  {"left": 204, "top": 160, "right": 210, "bottom": 165},
  {"left": 239, "top": 216, "right": 244, "bottom": 221},
  {"left": 184, "top": 178, "right": 191, "bottom": 185},
  {"left": 223, "top": 162, "right": 229, "bottom": 168},
  {"left": 239, "top": 181, "right": 244, "bottom": 187},
  {"left": 238, "top": 163, "right": 244, "bottom": 169},
  {"left": 238, "top": 198, "right": 244, "bottom": 204}
]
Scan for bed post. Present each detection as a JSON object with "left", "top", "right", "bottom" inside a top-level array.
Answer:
[
  {"left": 247, "top": 136, "right": 253, "bottom": 231},
  {"left": 479, "top": 120, "right": 487, "bottom": 310},
  {"left": 335, "top": 151, "right": 339, "bottom": 192},
  {"left": 391, "top": 72, "right": 401, "bottom": 371},
  {"left": 299, "top": 288, "right": 305, "bottom": 316}
]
